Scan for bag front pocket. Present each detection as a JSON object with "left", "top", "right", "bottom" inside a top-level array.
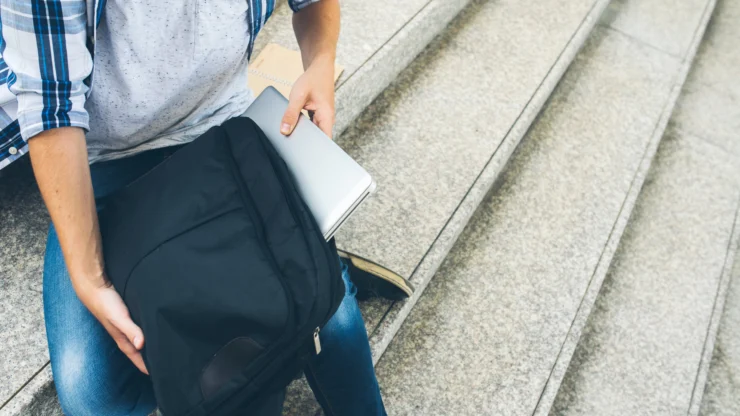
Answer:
[{"left": 124, "top": 208, "right": 290, "bottom": 415}]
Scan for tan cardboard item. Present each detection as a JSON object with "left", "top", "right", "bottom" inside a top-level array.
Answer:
[{"left": 248, "top": 43, "right": 344, "bottom": 99}]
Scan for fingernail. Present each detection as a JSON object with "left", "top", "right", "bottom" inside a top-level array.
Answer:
[
  {"left": 133, "top": 336, "right": 141, "bottom": 347},
  {"left": 281, "top": 123, "right": 291, "bottom": 134}
]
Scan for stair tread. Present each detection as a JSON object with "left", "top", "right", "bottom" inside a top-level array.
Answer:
[
  {"left": 679, "top": 0, "right": 740, "bottom": 413},
  {"left": 552, "top": 131, "right": 740, "bottom": 416},
  {"left": 339, "top": 0, "right": 609, "bottom": 361},
  {"left": 601, "top": 0, "right": 709, "bottom": 57},
  {"left": 333, "top": 0, "right": 601, "bottom": 281},
  {"left": 371, "top": 0, "right": 712, "bottom": 411}
]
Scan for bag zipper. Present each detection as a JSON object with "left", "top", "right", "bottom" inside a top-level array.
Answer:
[{"left": 313, "top": 327, "right": 322, "bottom": 355}]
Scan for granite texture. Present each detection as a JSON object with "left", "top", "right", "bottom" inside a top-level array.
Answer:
[
  {"left": 670, "top": 0, "right": 740, "bottom": 158},
  {"left": 374, "top": 25, "right": 683, "bottom": 415},
  {"left": 686, "top": 0, "right": 740, "bottom": 99},
  {"left": 0, "top": 367, "right": 60, "bottom": 416},
  {"left": 551, "top": 129, "right": 740, "bottom": 416},
  {"left": 0, "top": 159, "right": 50, "bottom": 409},
  {"left": 671, "top": 81, "right": 740, "bottom": 157},
  {"left": 700, "top": 246, "right": 740, "bottom": 416},
  {"left": 690, "top": 0, "right": 740, "bottom": 413},
  {"left": 538, "top": 1, "right": 719, "bottom": 413},
  {"left": 335, "top": 0, "right": 600, "bottom": 284},
  {"left": 599, "top": 0, "right": 711, "bottom": 57},
  {"left": 365, "top": 0, "right": 610, "bottom": 370}
]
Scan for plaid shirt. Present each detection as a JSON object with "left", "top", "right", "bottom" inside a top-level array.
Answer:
[{"left": 0, "top": 0, "right": 318, "bottom": 171}]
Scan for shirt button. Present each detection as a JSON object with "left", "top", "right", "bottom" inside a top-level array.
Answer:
[{"left": 8, "top": 147, "right": 17, "bottom": 155}]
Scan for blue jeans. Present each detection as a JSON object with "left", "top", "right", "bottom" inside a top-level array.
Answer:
[{"left": 43, "top": 146, "right": 386, "bottom": 416}]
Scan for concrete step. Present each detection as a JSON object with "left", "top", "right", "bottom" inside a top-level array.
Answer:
[
  {"left": 700, "top": 256, "right": 740, "bottom": 416},
  {"left": 550, "top": 125, "right": 740, "bottom": 416},
  {"left": 335, "top": 0, "right": 608, "bottom": 363},
  {"left": 370, "top": 0, "right": 715, "bottom": 413},
  {"left": 551, "top": 1, "right": 740, "bottom": 414},
  {"left": 673, "top": 0, "right": 740, "bottom": 414}
]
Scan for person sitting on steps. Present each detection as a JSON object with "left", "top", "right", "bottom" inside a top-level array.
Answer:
[{"left": 0, "top": 0, "right": 396, "bottom": 414}]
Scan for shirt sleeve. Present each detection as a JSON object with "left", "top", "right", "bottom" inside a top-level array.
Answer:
[
  {"left": 288, "top": 0, "right": 323, "bottom": 13},
  {"left": 0, "top": 0, "right": 93, "bottom": 141}
]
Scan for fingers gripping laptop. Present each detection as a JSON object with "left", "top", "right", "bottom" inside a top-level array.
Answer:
[{"left": 244, "top": 86, "right": 376, "bottom": 240}]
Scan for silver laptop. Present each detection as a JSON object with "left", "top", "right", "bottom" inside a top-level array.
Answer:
[{"left": 244, "top": 86, "right": 376, "bottom": 240}]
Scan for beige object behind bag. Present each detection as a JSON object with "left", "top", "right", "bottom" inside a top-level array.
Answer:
[{"left": 248, "top": 43, "right": 344, "bottom": 101}]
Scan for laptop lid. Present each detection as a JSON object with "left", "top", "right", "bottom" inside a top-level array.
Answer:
[{"left": 243, "top": 86, "right": 375, "bottom": 240}]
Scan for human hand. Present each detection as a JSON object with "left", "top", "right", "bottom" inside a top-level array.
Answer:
[
  {"left": 280, "top": 58, "right": 336, "bottom": 139},
  {"left": 75, "top": 280, "right": 149, "bottom": 374}
]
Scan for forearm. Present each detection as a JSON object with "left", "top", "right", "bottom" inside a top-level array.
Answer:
[
  {"left": 292, "top": 0, "right": 340, "bottom": 70},
  {"left": 28, "top": 127, "right": 106, "bottom": 290}
]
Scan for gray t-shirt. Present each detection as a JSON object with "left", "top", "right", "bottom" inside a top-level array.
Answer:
[{"left": 85, "top": 0, "right": 255, "bottom": 163}]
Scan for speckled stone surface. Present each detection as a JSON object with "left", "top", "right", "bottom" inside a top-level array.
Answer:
[
  {"left": 685, "top": 0, "right": 740, "bottom": 100},
  {"left": 700, "top": 248, "right": 740, "bottom": 416},
  {"left": 364, "top": 4, "right": 612, "bottom": 394},
  {"left": 671, "top": 81, "right": 740, "bottom": 157},
  {"left": 335, "top": 0, "right": 600, "bottom": 283},
  {"left": 670, "top": 0, "right": 740, "bottom": 158},
  {"left": 374, "top": 25, "right": 683, "bottom": 415},
  {"left": 0, "top": 159, "right": 50, "bottom": 409},
  {"left": 686, "top": 0, "right": 740, "bottom": 413},
  {"left": 0, "top": 367, "right": 60, "bottom": 416},
  {"left": 600, "top": 0, "right": 712, "bottom": 57},
  {"left": 537, "top": 1, "right": 718, "bottom": 413},
  {"left": 551, "top": 130, "right": 740, "bottom": 416}
]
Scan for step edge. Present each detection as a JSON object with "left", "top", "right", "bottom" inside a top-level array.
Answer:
[
  {"left": 688, "top": 187, "right": 740, "bottom": 414},
  {"left": 0, "top": 366, "right": 53, "bottom": 416},
  {"left": 533, "top": 1, "right": 720, "bottom": 415},
  {"left": 367, "top": 0, "right": 612, "bottom": 364}
]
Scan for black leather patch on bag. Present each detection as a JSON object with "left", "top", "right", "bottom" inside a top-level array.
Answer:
[{"left": 200, "top": 337, "right": 264, "bottom": 400}]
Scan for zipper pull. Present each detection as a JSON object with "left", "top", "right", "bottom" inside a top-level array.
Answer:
[{"left": 313, "top": 327, "right": 322, "bottom": 355}]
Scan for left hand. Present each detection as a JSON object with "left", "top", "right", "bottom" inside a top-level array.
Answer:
[{"left": 280, "top": 59, "right": 336, "bottom": 139}]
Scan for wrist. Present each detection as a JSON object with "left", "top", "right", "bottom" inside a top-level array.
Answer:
[
  {"left": 70, "top": 267, "right": 110, "bottom": 293},
  {"left": 305, "top": 52, "right": 335, "bottom": 70}
]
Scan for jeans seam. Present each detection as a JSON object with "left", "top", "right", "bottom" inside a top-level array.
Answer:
[{"left": 305, "top": 361, "right": 337, "bottom": 416}]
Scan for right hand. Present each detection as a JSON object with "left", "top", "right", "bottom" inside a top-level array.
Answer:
[{"left": 75, "top": 280, "right": 149, "bottom": 374}]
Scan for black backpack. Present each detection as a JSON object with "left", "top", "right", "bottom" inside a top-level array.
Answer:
[{"left": 98, "top": 117, "right": 345, "bottom": 415}]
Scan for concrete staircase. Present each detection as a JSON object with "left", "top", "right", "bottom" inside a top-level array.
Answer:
[{"left": 2, "top": 0, "right": 739, "bottom": 415}]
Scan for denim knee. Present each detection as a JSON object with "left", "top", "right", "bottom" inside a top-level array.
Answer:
[
  {"left": 52, "top": 341, "right": 155, "bottom": 416},
  {"left": 52, "top": 342, "right": 104, "bottom": 416}
]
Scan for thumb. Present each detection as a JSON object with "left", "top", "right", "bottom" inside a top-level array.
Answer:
[
  {"left": 281, "top": 92, "right": 306, "bottom": 136},
  {"left": 116, "top": 315, "right": 145, "bottom": 350}
]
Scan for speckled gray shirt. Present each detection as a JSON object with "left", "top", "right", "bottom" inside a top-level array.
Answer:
[{"left": 85, "top": 0, "right": 255, "bottom": 163}]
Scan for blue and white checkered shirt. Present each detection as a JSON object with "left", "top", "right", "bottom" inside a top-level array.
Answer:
[{"left": 0, "top": 0, "right": 318, "bottom": 170}]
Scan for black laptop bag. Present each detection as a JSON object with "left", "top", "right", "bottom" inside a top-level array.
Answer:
[{"left": 98, "top": 117, "right": 345, "bottom": 415}]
